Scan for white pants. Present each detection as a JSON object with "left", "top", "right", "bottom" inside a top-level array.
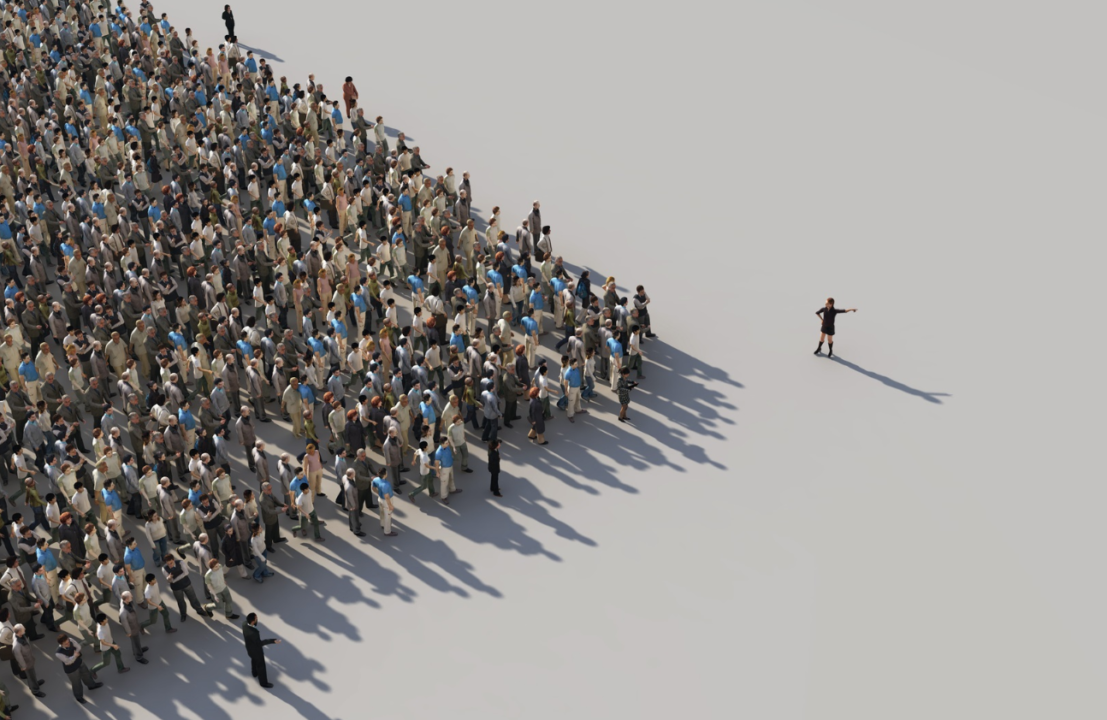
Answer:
[
  {"left": 567, "top": 387, "right": 582, "bottom": 418},
  {"left": 554, "top": 296, "right": 564, "bottom": 328},
  {"left": 610, "top": 358, "right": 621, "bottom": 391},
  {"left": 525, "top": 335, "right": 537, "bottom": 367},
  {"left": 438, "top": 467, "right": 454, "bottom": 500},
  {"left": 24, "top": 379, "right": 42, "bottom": 405},
  {"left": 533, "top": 309, "right": 544, "bottom": 334},
  {"left": 378, "top": 502, "right": 392, "bottom": 533}
]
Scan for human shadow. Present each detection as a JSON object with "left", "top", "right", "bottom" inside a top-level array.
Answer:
[
  {"left": 238, "top": 44, "right": 284, "bottom": 63},
  {"left": 367, "top": 522, "right": 503, "bottom": 599},
  {"left": 832, "top": 357, "right": 950, "bottom": 404}
]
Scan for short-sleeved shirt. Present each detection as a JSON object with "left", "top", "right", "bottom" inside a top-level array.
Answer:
[
  {"left": 124, "top": 546, "right": 145, "bottom": 572},
  {"left": 434, "top": 445, "right": 454, "bottom": 469},
  {"left": 371, "top": 477, "right": 393, "bottom": 498}
]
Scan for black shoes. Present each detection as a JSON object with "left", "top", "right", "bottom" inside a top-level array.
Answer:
[
  {"left": 261, "top": 682, "right": 274, "bottom": 689},
  {"left": 354, "top": 532, "right": 366, "bottom": 537}
]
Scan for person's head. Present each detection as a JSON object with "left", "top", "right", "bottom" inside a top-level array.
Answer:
[
  {"left": 826, "top": 297, "right": 835, "bottom": 307},
  {"left": 246, "top": 612, "right": 258, "bottom": 626}
]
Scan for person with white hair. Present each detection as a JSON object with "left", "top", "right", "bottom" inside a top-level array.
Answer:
[
  {"left": 118, "top": 590, "right": 149, "bottom": 665},
  {"left": 12, "top": 622, "right": 45, "bottom": 697}
]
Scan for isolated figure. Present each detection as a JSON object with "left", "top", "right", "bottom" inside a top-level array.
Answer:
[{"left": 815, "top": 298, "right": 857, "bottom": 358}]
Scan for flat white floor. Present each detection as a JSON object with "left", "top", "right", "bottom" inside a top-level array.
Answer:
[{"left": 19, "top": 2, "right": 1105, "bottom": 719}]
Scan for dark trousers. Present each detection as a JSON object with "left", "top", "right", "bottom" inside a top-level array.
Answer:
[
  {"left": 481, "top": 418, "right": 499, "bottom": 443},
  {"left": 172, "top": 584, "right": 207, "bottom": 618},
  {"left": 67, "top": 664, "right": 97, "bottom": 699},
  {"left": 264, "top": 521, "right": 282, "bottom": 550},
  {"left": 249, "top": 652, "right": 269, "bottom": 685},
  {"left": 490, "top": 471, "right": 500, "bottom": 494}
]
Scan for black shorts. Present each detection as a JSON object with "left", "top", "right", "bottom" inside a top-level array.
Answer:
[{"left": 820, "top": 326, "right": 835, "bottom": 336}]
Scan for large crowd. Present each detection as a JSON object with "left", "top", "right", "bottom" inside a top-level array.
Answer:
[{"left": 0, "top": 0, "right": 655, "bottom": 710}]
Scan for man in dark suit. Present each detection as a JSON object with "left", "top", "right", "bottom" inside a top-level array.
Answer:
[{"left": 242, "top": 613, "right": 280, "bottom": 688}]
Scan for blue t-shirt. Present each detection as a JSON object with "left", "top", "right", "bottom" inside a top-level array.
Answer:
[
  {"left": 607, "top": 338, "right": 623, "bottom": 357},
  {"left": 449, "top": 333, "right": 465, "bottom": 354},
  {"left": 529, "top": 289, "right": 544, "bottom": 311},
  {"left": 36, "top": 547, "right": 58, "bottom": 572},
  {"left": 563, "top": 367, "right": 582, "bottom": 388},
  {"left": 188, "top": 487, "right": 203, "bottom": 506},
  {"left": 18, "top": 361, "right": 39, "bottom": 382},
  {"left": 521, "top": 316, "right": 538, "bottom": 337},
  {"left": 124, "top": 545, "right": 145, "bottom": 571},
  {"left": 420, "top": 401, "right": 437, "bottom": 424},
  {"left": 102, "top": 489, "right": 123, "bottom": 512},
  {"left": 511, "top": 264, "right": 527, "bottom": 281},
  {"left": 407, "top": 275, "right": 425, "bottom": 295},
  {"left": 487, "top": 270, "right": 503, "bottom": 290},
  {"left": 299, "top": 384, "right": 316, "bottom": 404},
  {"left": 434, "top": 445, "right": 454, "bottom": 468},
  {"left": 397, "top": 195, "right": 412, "bottom": 212},
  {"left": 371, "top": 476, "right": 393, "bottom": 498},
  {"left": 463, "top": 285, "right": 479, "bottom": 304}
]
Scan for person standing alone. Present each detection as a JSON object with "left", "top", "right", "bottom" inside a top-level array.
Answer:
[
  {"left": 222, "top": 5, "right": 235, "bottom": 38},
  {"left": 488, "top": 440, "right": 502, "bottom": 497},
  {"left": 814, "top": 298, "right": 857, "bottom": 358},
  {"left": 243, "top": 613, "right": 281, "bottom": 688}
]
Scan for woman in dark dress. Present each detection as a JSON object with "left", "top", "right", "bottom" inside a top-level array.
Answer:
[
  {"left": 344, "top": 409, "right": 365, "bottom": 457},
  {"left": 526, "top": 387, "right": 547, "bottom": 445},
  {"left": 814, "top": 297, "right": 857, "bottom": 358}
]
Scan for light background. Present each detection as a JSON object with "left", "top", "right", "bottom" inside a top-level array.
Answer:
[{"left": 21, "top": 1, "right": 1106, "bottom": 718}]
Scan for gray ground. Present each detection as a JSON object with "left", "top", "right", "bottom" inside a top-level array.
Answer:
[{"left": 14, "top": 1, "right": 1104, "bottom": 719}]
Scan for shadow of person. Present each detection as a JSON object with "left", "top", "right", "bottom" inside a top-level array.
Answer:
[
  {"left": 237, "top": 44, "right": 285, "bottom": 63},
  {"left": 831, "top": 357, "right": 951, "bottom": 404}
]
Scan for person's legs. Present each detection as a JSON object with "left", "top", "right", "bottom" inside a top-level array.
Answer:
[
  {"left": 24, "top": 666, "right": 42, "bottom": 694},
  {"left": 438, "top": 468, "right": 452, "bottom": 500},
  {"left": 310, "top": 511, "right": 321, "bottom": 539},
  {"left": 815, "top": 332, "right": 826, "bottom": 354},
  {"left": 490, "top": 470, "right": 500, "bottom": 494},
  {"left": 184, "top": 585, "right": 209, "bottom": 616},
  {"left": 219, "top": 587, "right": 235, "bottom": 617},
  {"left": 349, "top": 507, "right": 362, "bottom": 534},
  {"left": 129, "top": 633, "right": 146, "bottom": 661},
  {"left": 255, "top": 656, "right": 269, "bottom": 686},
  {"left": 264, "top": 521, "right": 279, "bottom": 551},
  {"left": 69, "top": 668, "right": 85, "bottom": 699}
]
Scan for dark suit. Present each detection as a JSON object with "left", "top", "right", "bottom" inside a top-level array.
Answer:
[{"left": 243, "top": 621, "right": 277, "bottom": 685}]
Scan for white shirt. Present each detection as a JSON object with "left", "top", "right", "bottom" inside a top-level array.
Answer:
[
  {"left": 144, "top": 581, "right": 162, "bottom": 608},
  {"left": 296, "top": 491, "right": 315, "bottom": 516},
  {"left": 97, "top": 622, "right": 115, "bottom": 650}
]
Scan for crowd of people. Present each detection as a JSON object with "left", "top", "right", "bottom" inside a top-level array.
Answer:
[{"left": 0, "top": 0, "right": 656, "bottom": 711}]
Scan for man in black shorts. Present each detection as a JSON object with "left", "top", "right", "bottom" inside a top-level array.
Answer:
[{"left": 814, "top": 298, "right": 857, "bottom": 358}]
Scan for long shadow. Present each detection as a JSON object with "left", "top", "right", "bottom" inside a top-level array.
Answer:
[
  {"left": 831, "top": 357, "right": 950, "bottom": 404},
  {"left": 367, "top": 521, "right": 503, "bottom": 599},
  {"left": 238, "top": 44, "right": 284, "bottom": 63}
]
